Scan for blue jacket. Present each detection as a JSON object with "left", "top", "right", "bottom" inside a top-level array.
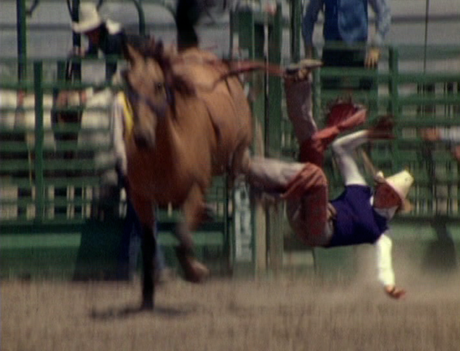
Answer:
[{"left": 302, "top": 0, "right": 391, "bottom": 46}]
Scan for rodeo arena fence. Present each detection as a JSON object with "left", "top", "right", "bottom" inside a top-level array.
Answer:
[{"left": 1, "top": 0, "right": 460, "bottom": 280}]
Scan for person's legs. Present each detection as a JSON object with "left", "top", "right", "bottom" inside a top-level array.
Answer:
[
  {"left": 117, "top": 199, "right": 139, "bottom": 280},
  {"left": 347, "top": 48, "right": 374, "bottom": 91},
  {"left": 283, "top": 70, "right": 366, "bottom": 166},
  {"left": 246, "top": 157, "right": 306, "bottom": 193},
  {"left": 285, "top": 164, "right": 331, "bottom": 247},
  {"left": 308, "top": 100, "right": 367, "bottom": 159},
  {"left": 320, "top": 48, "right": 345, "bottom": 90},
  {"left": 322, "top": 47, "right": 374, "bottom": 91},
  {"left": 284, "top": 72, "right": 317, "bottom": 147},
  {"left": 118, "top": 200, "right": 167, "bottom": 280},
  {"left": 284, "top": 72, "right": 327, "bottom": 166},
  {"left": 245, "top": 157, "right": 330, "bottom": 245}
]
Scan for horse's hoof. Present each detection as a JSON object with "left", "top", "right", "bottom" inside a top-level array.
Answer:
[
  {"left": 184, "top": 259, "right": 210, "bottom": 283},
  {"left": 175, "top": 247, "right": 210, "bottom": 283}
]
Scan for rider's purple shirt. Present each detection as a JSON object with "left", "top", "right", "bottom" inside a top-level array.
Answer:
[{"left": 327, "top": 185, "right": 388, "bottom": 247}]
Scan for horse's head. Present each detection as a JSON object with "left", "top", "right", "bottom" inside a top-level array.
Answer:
[
  {"left": 122, "top": 38, "right": 195, "bottom": 150},
  {"left": 122, "top": 39, "right": 169, "bottom": 149}
]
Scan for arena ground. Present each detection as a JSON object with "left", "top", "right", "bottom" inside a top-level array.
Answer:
[{"left": 2, "top": 269, "right": 460, "bottom": 351}]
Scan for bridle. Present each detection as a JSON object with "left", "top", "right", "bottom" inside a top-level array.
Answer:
[
  {"left": 122, "top": 70, "right": 174, "bottom": 119},
  {"left": 125, "top": 88, "right": 171, "bottom": 119}
]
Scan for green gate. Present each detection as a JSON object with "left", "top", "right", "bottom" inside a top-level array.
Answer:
[
  {"left": 0, "top": 59, "right": 232, "bottom": 278},
  {"left": 2, "top": 0, "right": 460, "bottom": 280}
]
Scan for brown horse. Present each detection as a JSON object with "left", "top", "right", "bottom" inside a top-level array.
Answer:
[{"left": 121, "top": 38, "right": 253, "bottom": 308}]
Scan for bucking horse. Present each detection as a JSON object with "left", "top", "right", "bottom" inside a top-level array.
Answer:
[{"left": 120, "top": 35, "right": 253, "bottom": 308}]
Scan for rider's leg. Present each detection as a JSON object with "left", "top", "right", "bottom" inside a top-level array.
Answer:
[
  {"left": 245, "top": 157, "right": 331, "bottom": 246},
  {"left": 284, "top": 72, "right": 317, "bottom": 147},
  {"left": 284, "top": 69, "right": 366, "bottom": 167},
  {"left": 284, "top": 71, "right": 329, "bottom": 167}
]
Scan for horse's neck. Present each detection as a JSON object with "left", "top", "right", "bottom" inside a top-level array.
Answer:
[
  {"left": 155, "top": 97, "right": 212, "bottom": 167},
  {"left": 155, "top": 111, "right": 188, "bottom": 165}
]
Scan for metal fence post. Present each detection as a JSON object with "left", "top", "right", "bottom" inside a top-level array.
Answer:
[
  {"left": 290, "top": 0, "right": 302, "bottom": 63},
  {"left": 232, "top": 8, "right": 268, "bottom": 277},
  {"left": 71, "top": 0, "right": 82, "bottom": 81},
  {"left": 131, "top": 0, "right": 146, "bottom": 36},
  {"left": 16, "top": 0, "right": 27, "bottom": 81},
  {"left": 266, "top": 4, "right": 284, "bottom": 274},
  {"left": 266, "top": 4, "right": 283, "bottom": 157},
  {"left": 33, "top": 61, "right": 45, "bottom": 222},
  {"left": 388, "top": 47, "right": 402, "bottom": 174}
]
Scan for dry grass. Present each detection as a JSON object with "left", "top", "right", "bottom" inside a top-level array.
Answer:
[{"left": 2, "top": 272, "right": 460, "bottom": 351}]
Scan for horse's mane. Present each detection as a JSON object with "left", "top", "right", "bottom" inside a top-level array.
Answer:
[{"left": 127, "top": 36, "right": 196, "bottom": 97}]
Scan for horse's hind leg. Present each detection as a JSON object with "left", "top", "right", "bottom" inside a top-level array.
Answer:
[
  {"left": 174, "top": 184, "right": 210, "bottom": 283},
  {"left": 130, "top": 193, "right": 157, "bottom": 309}
]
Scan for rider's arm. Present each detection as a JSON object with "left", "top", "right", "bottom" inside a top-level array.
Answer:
[
  {"left": 375, "top": 233, "right": 395, "bottom": 287},
  {"left": 111, "top": 95, "right": 127, "bottom": 177},
  {"left": 375, "top": 232, "right": 406, "bottom": 299},
  {"left": 331, "top": 130, "right": 369, "bottom": 186}
]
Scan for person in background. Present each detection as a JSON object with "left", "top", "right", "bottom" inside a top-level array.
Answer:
[
  {"left": 302, "top": 0, "right": 391, "bottom": 90},
  {"left": 421, "top": 127, "right": 460, "bottom": 161},
  {"left": 71, "top": 2, "right": 125, "bottom": 81},
  {"left": 243, "top": 66, "right": 413, "bottom": 299}
]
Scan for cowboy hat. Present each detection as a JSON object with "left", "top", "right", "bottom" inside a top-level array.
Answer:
[
  {"left": 374, "top": 170, "right": 414, "bottom": 212},
  {"left": 71, "top": 3, "right": 103, "bottom": 33}
]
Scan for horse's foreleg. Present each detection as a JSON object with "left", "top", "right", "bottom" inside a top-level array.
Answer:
[
  {"left": 141, "top": 222, "right": 156, "bottom": 309},
  {"left": 130, "top": 193, "right": 157, "bottom": 310},
  {"left": 174, "top": 184, "right": 210, "bottom": 283}
]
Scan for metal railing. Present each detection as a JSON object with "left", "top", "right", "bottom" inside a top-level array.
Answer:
[{"left": 1, "top": 2, "right": 460, "bottom": 277}]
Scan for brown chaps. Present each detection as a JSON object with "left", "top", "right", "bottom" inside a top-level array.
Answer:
[{"left": 245, "top": 157, "right": 331, "bottom": 246}]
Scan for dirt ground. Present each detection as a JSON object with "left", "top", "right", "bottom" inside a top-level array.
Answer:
[{"left": 2, "top": 271, "right": 460, "bottom": 351}]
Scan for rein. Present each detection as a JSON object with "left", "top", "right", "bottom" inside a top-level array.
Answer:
[
  {"left": 172, "top": 56, "right": 286, "bottom": 77},
  {"left": 225, "top": 60, "right": 286, "bottom": 77},
  {"left": 206, "top": 60, "right": 286, "bottom": 91},
  {"left": 171, "top": 56, "right": 286, "bottom": 92}
]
